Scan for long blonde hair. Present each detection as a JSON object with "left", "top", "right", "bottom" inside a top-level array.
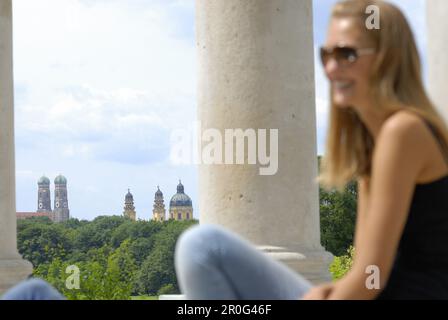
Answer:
[{"left": 318, "top": 0, "right": 448, "bottom": 191}]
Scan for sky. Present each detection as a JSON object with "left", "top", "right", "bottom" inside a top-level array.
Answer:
[{"left": 12, "top": 0, "right": 427, "bottom": 221}]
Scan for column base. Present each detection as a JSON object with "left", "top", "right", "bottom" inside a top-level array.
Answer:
[
  {"left": 259, "top": 246, "right": 334, "bottom": 285},
  {"left": 0, "top": 256, "right": 33, "bottom": 295}
]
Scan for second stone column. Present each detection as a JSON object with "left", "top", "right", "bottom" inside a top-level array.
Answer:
[{"left": 196, "top": 0, "right": 332, "bottom": 283}]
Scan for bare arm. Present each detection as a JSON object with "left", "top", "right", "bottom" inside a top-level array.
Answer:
[
  {"left": 327, "top": 114, "right": 427, "bottom": 299},
  {"left": 303, "top": 174, "right": 371, "bottom": 300},
  {"left": 354, "top": 176, "right": 370, "bottom": 251}
]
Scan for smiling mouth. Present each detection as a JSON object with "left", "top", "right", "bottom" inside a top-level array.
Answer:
[{"left": 333, "top": 81, "right": 354, "bottom": 90}]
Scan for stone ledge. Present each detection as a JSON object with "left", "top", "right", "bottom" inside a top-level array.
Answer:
[
  {"left": 260, "top": 246, "right": 334, "bottom": 285},
  {"left": 0, "top": 258, "right": 33, "bottom": 295}
]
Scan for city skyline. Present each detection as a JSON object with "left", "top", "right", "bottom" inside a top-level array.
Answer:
[
  {"left": 13, "top": 0, "right": 426, "bottom": 220},
  {"left": 19, "top": 174, "right": 194, "bottom": 221}
]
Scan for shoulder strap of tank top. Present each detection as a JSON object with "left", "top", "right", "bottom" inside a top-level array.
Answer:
[{"left": 423, "top": 119, "right": 448, "bottom": 167}]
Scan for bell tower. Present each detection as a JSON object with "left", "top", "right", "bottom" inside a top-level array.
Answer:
[
  {"left": 123, "top": 189, "right": 136, "bottom": 221},
  {"left": 53, "top": 174, "right": 70, "bottom": 222},
  {"left": 37, "top": 175, "right": 52, "bottom": 213},
  {"left": 152, "top": 186, "right": 166, "bottom": 222}
]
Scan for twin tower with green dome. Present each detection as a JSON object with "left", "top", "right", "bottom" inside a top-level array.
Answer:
[{"left": 37, "top": 175, "right": 70, "bottom": 222}]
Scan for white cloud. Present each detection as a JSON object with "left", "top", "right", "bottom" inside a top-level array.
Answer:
[
  {"left": 13, "top": 0, "right": 198, "bottom": 218},
  {"left": 13, "top": 0, "right": 198, "bottom": 165},
  {"left": 12, "top": 0, "right": 196, "bottom": 94},
  {"left": 15, "top": 84, "right": 193, "bottom": 166},
  {"left": 12, "top": 0, "right": 426, "bottom": 219}
]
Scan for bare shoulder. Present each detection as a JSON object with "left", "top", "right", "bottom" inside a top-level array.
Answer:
[
  {"left": 374, "top": 110, "right": 430, "bottom": 181},
  {"left": 378, "top": 110, "right": 428, "bottom": 146}
]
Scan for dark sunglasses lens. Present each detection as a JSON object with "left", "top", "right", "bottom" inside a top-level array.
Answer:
[
  {"left": 320, "top": 47, "right": 358, "bottom": 66},
  {"left": 334, "top": 47, "right": 357, "bottom": 64}
]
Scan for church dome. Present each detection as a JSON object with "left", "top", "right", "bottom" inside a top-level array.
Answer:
[
  {"left": 38, "top": 176, "right": 50, "bottom": 185},
  {"left": 54, "top": 174, "right": 67, "bottom": 185},
  {"left": 125, "top": 189, "right": 134, "bottom": 201},
  {"left": 155, "top": 186, "right": 163, "bottom": 197},
  {"left": 170, "top": 180, "right": 192, "bottom": 207}
]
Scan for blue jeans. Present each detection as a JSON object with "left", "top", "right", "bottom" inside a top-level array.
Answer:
[
  {"left": 1, "top": 278, "right": 65, "bottom": 300},
  {"left": 175, "top": 224, "right": 313, "bottom": 299}
]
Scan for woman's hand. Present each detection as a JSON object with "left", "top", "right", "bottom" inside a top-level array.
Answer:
[{"left": 301, "top": 282, "right": 335, "bottom": 300}]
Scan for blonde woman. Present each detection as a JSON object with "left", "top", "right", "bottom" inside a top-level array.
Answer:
[
  {"left": 305, "top": 0, "right": 448, "bottom": 299},
  {"left": 175, "top": 0, "right": 448, "bottom": 300}
]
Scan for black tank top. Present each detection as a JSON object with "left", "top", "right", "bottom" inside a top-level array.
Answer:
[{"left": 377, "top": 119, "right": 448, "bottom": 300}]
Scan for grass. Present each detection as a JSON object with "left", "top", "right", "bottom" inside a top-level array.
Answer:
[{"left": 131, "top": 295, "right": 159, "bottom": 300}]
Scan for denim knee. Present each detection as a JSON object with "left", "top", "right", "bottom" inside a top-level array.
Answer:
[
  {"left": 2, "top": 278, "right": 64, "bottom": 300},
  {"left": 175, "top": 224, "right": 229, "bottom": 269}
]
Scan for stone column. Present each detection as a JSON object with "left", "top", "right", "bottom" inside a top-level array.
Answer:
[
  {"left": 196, "top": 0, "right": 332, "bottom": 283},
  {"left": 0, "top": 0, "right": 33, "bottom": 294},
  {"left": 427, "top": 0, "right": 448, "bottom": 123}
]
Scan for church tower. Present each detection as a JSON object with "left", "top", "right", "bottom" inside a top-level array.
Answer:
[
  {"left": 53, "top": 174, "right": 70, "bottom": 222},
  {"left": 37, "top": 176, "right": 52, "bottom": 213},
  {"left": 152, "top": 186, "right": 166, "bottom": 222},
  {"left": 123, "top": 189, "right": 136, "bottom": 221},
  {"left": 169, "top": 180, "right": 193, "bottom": 220}
]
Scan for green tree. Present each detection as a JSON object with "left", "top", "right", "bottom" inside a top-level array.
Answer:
[
  {"left": 329, "top": 246, "right": 355, "bottom": 280},
  {"left": 75, "top": 215, "right": 128, "bottom": 251},
  {"left": 36, "top": 251, "right": 132, "bottom": 300},
  {"left": 157, "top": 284, "right": 177, "bottom": 295},
  {"left": 17, "top": 216, "right": 52, "bottom": 233},
  {"left": 60, "top": 218, "right": 89, "bottom": 230},
  {"left": 110, "top": 220, "right": 162, "bottom": 248},
  {"left": 17, "top": 223, "right": 73, "bottom": 266},
  {"left": 18, "top": 216, "right": 198, "bottom": 299},
  {"left": 319, "top": 180, "right": 357, "bottom": 256},
  {"left": 109, "top": 239, "right": 138, "bottom": 294},
  {"left": 128, "top": 237, "right": 155, "bottom": 267},
  {"left": 135, "top": 220, "right": 197, "bottom": 295}
]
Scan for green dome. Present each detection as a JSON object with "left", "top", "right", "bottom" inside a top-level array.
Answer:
[
  {"left": 38, "top": 176, "right": 50, "bottom": 185},
  {"left": 170, "top": 180, "right": 192, "bottom": 207},
  {"left": 54, "top": 174, "right": 67, "bottom": 185}
]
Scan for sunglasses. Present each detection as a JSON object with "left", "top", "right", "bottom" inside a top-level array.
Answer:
[{"left": 320, "top": 45, "right": 376, "bottom": 67}]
